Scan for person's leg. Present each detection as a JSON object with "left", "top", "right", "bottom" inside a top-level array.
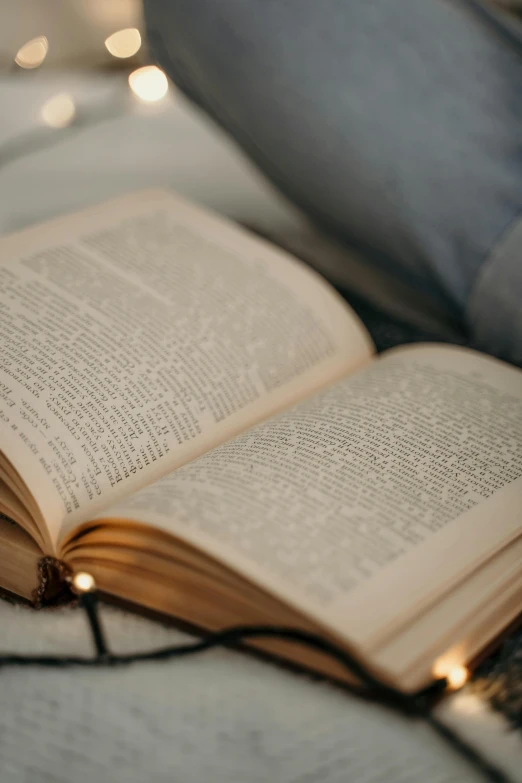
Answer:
[{"left": 144, "top": 0, "right": 522, "bottom": 362}]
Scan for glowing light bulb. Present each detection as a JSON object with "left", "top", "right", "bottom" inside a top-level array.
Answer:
[
  {"left": 128, "top": 65, "right": 169, "bottom": 103},
  {"left": 105, "top": 28, "right": 142, "bottom": 59},
  {"left": 446, "top": 665, "right": 469, "bottom": 690},
  {"left": 71, "top": 572, "right": 96, "bottom": 594},
  {"left": 433, "top": 658, "right": 469, "bottom": 690},
  {"left": 15, "top": 36, "right": 49, "bottom": 69},
  {"left": 40, "top": 93, "right": 76, "bottom": 128}
]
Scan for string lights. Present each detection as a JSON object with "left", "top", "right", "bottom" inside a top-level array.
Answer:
[
  {"left": 14, "top": 36, "right": 49, "bottom": 69},
  {"left": 128, "top": 65, "right": 169, "bottom": 103},
  {"left": 433, "top": 656, "right": 470, "bottom": 691},
  {"left": 0, "top": 27, "right": 172, "bottom": 172},
  {"left": 40, "top": 92, "right": 76, "bottom": 128},
  {"left": 444, "top": 665, "right": 470, "bottom": 691},
  {"left": 71, "top": 571, "right": 96, "bottom": 594},
  {"left": 11, "top": 25, "right": 169, "bottom": 139},
  {"left": 104, "top": 28, "right": 142, "bottom": 59}
]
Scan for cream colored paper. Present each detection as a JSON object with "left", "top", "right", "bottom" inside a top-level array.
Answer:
[
  {"left": 100, "top": 345, "right": 522, "bottom": 647},
  {"left": 0, "top": 189, "right": 372, "bottom": 550}
]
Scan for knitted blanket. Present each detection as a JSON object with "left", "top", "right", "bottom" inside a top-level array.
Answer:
[{"left": 1, "top": 594, "right": 521, "bottom": 783}]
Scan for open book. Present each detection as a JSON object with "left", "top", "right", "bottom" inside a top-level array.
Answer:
[{"left": 1, "top": 189, "right": 521, "bottom": 693}]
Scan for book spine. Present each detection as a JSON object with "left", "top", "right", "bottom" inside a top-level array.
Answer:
[{"left": 32, "top": 557, "right": 72, "bottom": 608}]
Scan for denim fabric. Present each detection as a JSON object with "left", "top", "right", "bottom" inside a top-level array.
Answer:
[{"left": 144, "top": 0, "right": 522, "bottom": 362}]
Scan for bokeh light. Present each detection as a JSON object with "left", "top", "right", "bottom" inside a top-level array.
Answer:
[
  {"left": 105, "top": 28, "right": 142, "bottom": 59},
  {"left": 15, "top": 36, "right": 49, "bottom": 69},
  {"left": 128, "top": 65, "right": 169, "bottom": 103},
  {"left": 40, "top": 93, "right": 76, "bottom": 128}
]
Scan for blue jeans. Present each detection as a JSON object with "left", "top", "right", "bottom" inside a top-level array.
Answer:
[{"left": 144, "top": 0, "right": 522, "bottom": 363}]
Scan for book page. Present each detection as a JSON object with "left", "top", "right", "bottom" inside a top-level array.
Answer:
[
  {"left": 94, "top": 344, "right": 522, "bottom": 648},
  {"left": 0, "top": 190, "right": 372, "bottom": 549}
]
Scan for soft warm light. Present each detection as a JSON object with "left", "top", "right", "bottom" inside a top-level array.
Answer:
[
  {"left": 446, "top": 665, "right": 469, "bottom": 690},
  {"left": 451, "top": 693, "right": 484, "bottom": 716},
  {"left": 15, "top": 36, "right": 49, "bottom": 69},
  {"left": 433, "top": 659, "right": 469, "bottom": 690},
  {"left": 128, "top": 65, "right": 169, "bottom": 103},
  {"left": 105, "top": 28, "right": 142, "bottom": 59},
  {"left": 72, "top": 571, "right": 96, "bottom": 594},
  {"left": 40, "top": 93, "right": 76, "bottom": 128}
]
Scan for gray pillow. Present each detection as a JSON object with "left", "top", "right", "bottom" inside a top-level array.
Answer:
[{"left": 144, "top": 0, "right": 522, "bottom": 363}]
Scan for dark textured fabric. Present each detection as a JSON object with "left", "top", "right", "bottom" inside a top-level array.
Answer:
[{"left": 473, "top": 630, "right": 522, "bottom": 731}]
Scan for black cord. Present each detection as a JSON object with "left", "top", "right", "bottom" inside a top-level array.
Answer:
[
  {"left": 0, "top": 589, "right": 513, "bottom": 783},
  {"left": 80, "top": 591, "right": 109, "bottom": 658},
  {"left": 425, "top": 713, "right": 510, "bottom": 783}
]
